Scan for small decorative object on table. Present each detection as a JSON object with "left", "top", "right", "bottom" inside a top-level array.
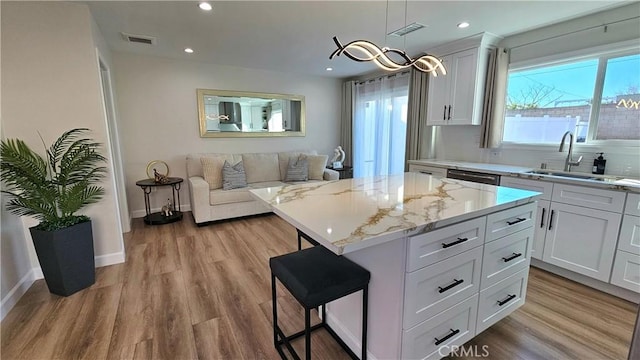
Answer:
[
  {"left": 161, "top": 198, "right": 173, "bottom": 216},
  {"left": 331, "top": 145, "right": 345, "bottom": 169},
  {"left": 154, "top": 168, "right": 170, "bottom": 184},
  {"left": 146, "top": 160, "right": 170, "bottom": 183}
]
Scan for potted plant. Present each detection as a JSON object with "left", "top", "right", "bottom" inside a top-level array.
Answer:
[{"left": 1, "top": 128, "right": 107, "bottom": 296}]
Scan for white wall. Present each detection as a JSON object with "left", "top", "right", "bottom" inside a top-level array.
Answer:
[
  {"left": 1, "top": 1, "right": 125, "bottom": 303},
  {"left": 430, "top": 3, "right": 640, "bottom": 177},
  {"left": 112, "top": 52, "right": 342, "bottom": 216}
]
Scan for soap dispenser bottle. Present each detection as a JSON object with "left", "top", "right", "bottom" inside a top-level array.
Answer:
[{"left": 592, "top": 153, "right": 606, "bottom": 174}]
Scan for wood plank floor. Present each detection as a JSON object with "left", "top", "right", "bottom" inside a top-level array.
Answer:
[{"left": 1, "top": 213, "right": 637, "bottom": 360}]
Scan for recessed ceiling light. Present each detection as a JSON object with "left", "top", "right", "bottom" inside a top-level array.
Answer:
[
  {"left": 326, "top": 67, "right": 333, "bottom": 71},
  {"left": 198, "top": 2, "right": 212, "bottom": 11},
  {"left": 457, "top": 22, "right": 470, "bottom": 29},
  {"left": 184, "top": 48, "right": 194, "bottom": 53}
]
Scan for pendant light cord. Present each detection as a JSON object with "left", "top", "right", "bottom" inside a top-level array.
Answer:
[
  {"left": 384, "top": 0, "right": 389, "bottom": 47},
  {"left": 403, "top": 0, "right": 408, "bottom": 51}
]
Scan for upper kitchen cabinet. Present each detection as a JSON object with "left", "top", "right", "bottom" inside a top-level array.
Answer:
[{"left": 426, "top": 33, "right": 502, "bottom": 126}]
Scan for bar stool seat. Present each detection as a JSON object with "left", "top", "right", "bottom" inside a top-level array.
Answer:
[{"left": 270, "top": 246, "right": 370, "bottom": 360}]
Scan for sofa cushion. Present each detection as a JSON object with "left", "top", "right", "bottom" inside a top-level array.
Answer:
[
  {"left": 242, "top": 153, "right": 280, "bottom": 183},
  {"left": 201, "top": 154, "right": 235, "bottom": 190},
  {"left": 284, "top": 157, "right": 309, "bottom": 182},
  {"left": 301, "top": 154, "right": 328, "bottom": 180},
  {"left": 222, "top": 160, "right": 248, "bottom": 190},
  {"left": 209, "top": 187, "right": 253, "bottom": 206},
  {"left": 278, "top": 150, "right": 317, "bottom": 180}
]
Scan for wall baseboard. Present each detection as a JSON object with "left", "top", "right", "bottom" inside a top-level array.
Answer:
[
  {"left": 1, "top": 270, "right": 36, "bottom": 321},
  {"left": 2, "top": 251, "right": 126, "bottom": 320},
  {"left": 131, "top": 204, "right": 191, "bottom": 219}
]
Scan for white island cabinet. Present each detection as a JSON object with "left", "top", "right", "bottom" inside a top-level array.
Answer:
[{"left": 250, "top": 173, "right": 539, "bottom": 359}]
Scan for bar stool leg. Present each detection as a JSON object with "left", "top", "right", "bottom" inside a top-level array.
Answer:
[
  {"left": 305, "top": 307, "right": 311, "bottom": 360},
  {"left": 272, "top": 274, "right": 278, "bottom": 347},
  {"left": 362, "top": 286, "right": 368, "bottom": 360}
]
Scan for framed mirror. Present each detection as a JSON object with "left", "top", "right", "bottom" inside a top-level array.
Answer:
[{"left": 197, "top": 89, "right": 305, "bottom": 138}]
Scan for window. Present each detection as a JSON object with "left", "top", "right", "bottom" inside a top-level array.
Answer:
[
  {"left": 353, "top": 74, "right": 409, "bottom": 177},
  {"left": 504, "top": 49, "right": 640, "bottom": 144}
]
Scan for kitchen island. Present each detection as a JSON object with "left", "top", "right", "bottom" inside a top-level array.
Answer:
[{"left": 251, "top": 172, "right": 540, "bottom": 359}]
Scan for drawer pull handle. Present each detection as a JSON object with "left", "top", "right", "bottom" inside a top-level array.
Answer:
[
  {"left": 443, "top": 105, "right": 447, "bottom": 120},
  {"left": 540, "top": 208, "right": 546, "bottom": 228},
  {"left": 419, "top": 170, "right": 433, "bottom": 175},
  {"left": 438, "top": 279, "right": 464, "bottom": 293},
  {"left": 548, "top": 210, "right": 555, "bottom": 230},
  {"left": 442, "top": 237, "right": 468, "bottom": 248},
  {"left": 435, "top": 328, "right": 460, "bottom": 345},
  {"left": 497, "top": 294, "right": 517, "bottom": 306},
  {"left": 506, "top": 217, "right": 526, "bottom": 226},
  {"left": 502, "top": 252, "right": 522, "bottom": 262}
]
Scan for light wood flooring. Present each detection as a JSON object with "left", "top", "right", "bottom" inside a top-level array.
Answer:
[{"left": 1, "top": 213, "right": 637, "bottom": 360}]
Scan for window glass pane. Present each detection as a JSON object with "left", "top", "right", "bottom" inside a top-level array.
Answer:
[
  {"left": 596, "top": 53, "right": 640, "bottom": 140},
  {"left": 504, "top": 59, "right": 598, "bottom": 143}
]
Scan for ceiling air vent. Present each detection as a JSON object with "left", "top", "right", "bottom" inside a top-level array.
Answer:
[
  {"left": 388, "top": 22, "right": 426, "bottom": 37},
  {"left": 121, "top": 32, "right": 156, "bottom": 45}
]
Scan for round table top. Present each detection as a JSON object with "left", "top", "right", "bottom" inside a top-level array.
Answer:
[{"left": 136, "top": 177, "right": 183, "bottom": 187}]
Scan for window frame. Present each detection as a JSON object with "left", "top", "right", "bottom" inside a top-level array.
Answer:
[{"left": 504, "top": 39, "right": 640, "bottom": 148}]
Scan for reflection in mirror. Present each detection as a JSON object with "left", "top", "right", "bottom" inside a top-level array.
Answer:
[{"left": 197, "top": 89, "right": 305, "bottom": 138}]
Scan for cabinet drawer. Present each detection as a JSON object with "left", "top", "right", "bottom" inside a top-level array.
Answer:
[
  {"left": 476, "top": 268, "right": 528, "bottom": 334},
  {"left": 407, "top": 216, "right": 486, "bottom": 271},
  {"left": 626, "top": 193, "right": 640, "bottom": 217},
  {"left": 402, "top": 294, "right": 478, "bottom": 360},
  {"left": 552, "top": 183, "right": 625, "bottom": 213},
  {"left": 500, "top": 177, "right": 553, "bottom": 201},
  {"left": 404, "top": 246, "right": 482, "bottom": 329},
  {"left": 610, "top": 250, "right": 640, "bottom": 293},
  {"left": 409, "top": 164, "right": 448, "bottom": 178},
  {"left": 618, "top": 215, "right": 640, "bottom": 255},
  {"left": 481, "top": 228, "right": 532, "bottom": 289},
  {"left": 486, "top": 203, "right": 536, "bottom": 242}
]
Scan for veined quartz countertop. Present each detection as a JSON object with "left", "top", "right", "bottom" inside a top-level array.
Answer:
[
  {"left": 250, "top": 172, "right": 540, "bottom": 255},
  {"left": 409, "top": 159, "right": 640, "bottom": 192}
]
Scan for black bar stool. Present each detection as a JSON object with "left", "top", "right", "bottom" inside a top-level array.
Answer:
[
  {"left": 270, "top": 246, "right": 370, "bottom": 360},
  {"left": 297, "top": 229, "right": 319, "bottom": 250}
]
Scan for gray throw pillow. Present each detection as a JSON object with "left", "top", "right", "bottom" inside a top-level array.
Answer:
[
  {"left": 285, "top": 157, "right": 309, "bottom": 182},
  {"left": 222, "top": 160, "right": 247, "bottom": 190}
]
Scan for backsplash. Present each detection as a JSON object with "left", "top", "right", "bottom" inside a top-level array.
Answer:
[{"left": 432, "top": 125, "right": 640, "bottom": 178}]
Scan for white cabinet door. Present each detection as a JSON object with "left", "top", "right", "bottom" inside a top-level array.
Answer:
[
  {"left": 448, "top": 48, "right": 479, "bottom": 125},
  {"left": 426, "top": 55, "right": 451, "bottom": 126},
  {"left": 618, "top": 215, "right": 640, "bottom": 255},
  {"left": 625, "top": 193, "right": 640, "bottom": 216},
  {"left": 610, "top": 250, "right": 640, "bottom": 292},
  {"left": 542, "top": 202, "right": 621, "bottom": 282},
  {"left": 532, "top": 200, "right": 551, "bottom": 260}
]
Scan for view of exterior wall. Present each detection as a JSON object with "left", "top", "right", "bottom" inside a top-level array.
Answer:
[{"left": 506, "top": 94, "right": 640, "bottom": 141}]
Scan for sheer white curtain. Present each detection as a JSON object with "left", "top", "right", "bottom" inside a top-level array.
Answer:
[{"left": 353, "top": 73, "right": 410, "bottom": 178}]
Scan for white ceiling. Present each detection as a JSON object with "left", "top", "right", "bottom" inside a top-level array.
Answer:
[{"left": 87, "top": 1, "right": 628, "bottom": 78}]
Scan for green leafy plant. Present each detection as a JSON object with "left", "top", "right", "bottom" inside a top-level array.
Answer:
[{"left": 1, "top": 128, "right": 107, "bottom": 231}]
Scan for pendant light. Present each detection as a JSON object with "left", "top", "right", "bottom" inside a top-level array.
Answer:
[{"left": 330, "top": 0, "right": 446, "bottom": 76}]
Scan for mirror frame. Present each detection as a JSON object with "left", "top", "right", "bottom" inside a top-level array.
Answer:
[{"left": 197, "top": 89, "right": 306, "bottom": 138}]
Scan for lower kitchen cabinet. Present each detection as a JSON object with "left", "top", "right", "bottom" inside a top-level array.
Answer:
[
  {"left": 610, "top": 250, "right": 640, "bottom": 292},
  {"left": 542, "top": 202, "right": 621, "bottom": 282},
  {"left": 532, "top": 200, "right": 551, "bottom": 260}
]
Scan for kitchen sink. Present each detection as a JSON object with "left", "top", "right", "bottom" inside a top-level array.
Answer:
[{"left": 526, "top": 170, "right": 605, "bottom": 181}]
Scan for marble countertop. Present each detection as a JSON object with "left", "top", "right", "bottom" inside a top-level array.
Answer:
[
  {"left": 250, "top": 173, "right": 540, "bottom": 255},
  {"left": 408, "top": 159, "right": 534, "bottom": 175},
  {"left": 409, "top": 159, "right": 640, "bottom": 193}
]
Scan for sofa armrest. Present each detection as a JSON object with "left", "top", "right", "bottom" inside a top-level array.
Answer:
[
  {"left": 188, "top": 176, "right": 210, "bottom": 224},
  {"left": 323, "top": 168, "right": 340, "bottom": 181}
]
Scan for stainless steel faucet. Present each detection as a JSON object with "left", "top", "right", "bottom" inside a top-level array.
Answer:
[{"left": 559, "top": 131, "right": 583, "bottom": 172}]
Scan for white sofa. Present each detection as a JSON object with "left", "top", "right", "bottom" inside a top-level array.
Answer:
[{"left": 186, "top": 151, "right": 339, "bottom": 225}]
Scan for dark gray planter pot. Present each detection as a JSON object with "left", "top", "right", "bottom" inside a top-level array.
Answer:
[{"left": 29, "top": 220, "right": 96, "bottom": 296}]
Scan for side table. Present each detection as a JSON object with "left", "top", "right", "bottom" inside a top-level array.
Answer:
[
  {"left": 327, "top": 165, "right": 353, "bottom": 179},
  {"left": 135, "top": 177, "right": 184, "bottom": 225}
]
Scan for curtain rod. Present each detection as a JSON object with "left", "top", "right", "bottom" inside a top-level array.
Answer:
[
  {"left": 356, "top": 70, "right": 410, "bottom": 85},
  {"left": 510, "top": 15, "right": 640, "bottom": 51}
]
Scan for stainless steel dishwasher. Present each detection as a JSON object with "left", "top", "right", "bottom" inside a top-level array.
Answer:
[{"left": 446, "top": 169, "right": 501, "bottom": 185}]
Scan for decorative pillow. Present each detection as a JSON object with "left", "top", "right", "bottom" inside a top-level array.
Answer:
[
  {"left": 201, "top": 155, "right": 230, "bottom": 190},
  {"left": 222, "top": 160, "right": 248, "bottom": 190},
  {"left": 302, "top": 154, "right": 328, "bottom": 180},
  {"left": 284, "top": 157, "right": 309, "bottom": 182}
]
